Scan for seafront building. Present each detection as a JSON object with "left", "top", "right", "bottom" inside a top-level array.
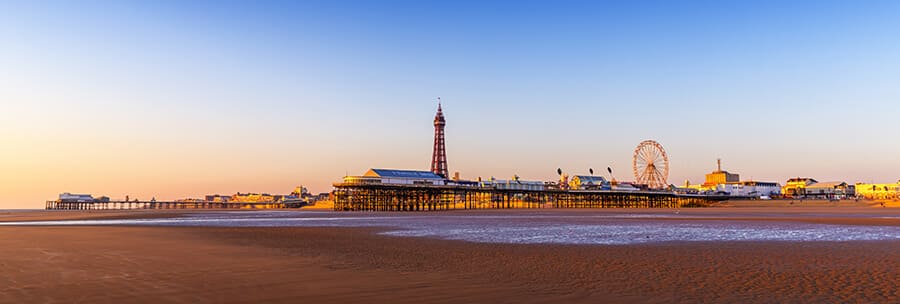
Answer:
[
  {"left": 777, "top": 178, "right": 856, "bottom": 199},
  {"left": 703, "top": 159, "right": 740, "bottom": 186},
  {"left": 716, "top": 181, "right": 782, "bottom": 197},
  {"left": 204, "top": 194, "right": 231, "bottom": 203},
  {"left": 231, "top": 193, "right": 280, "bottom": 203},
  {"left": 854, "top": 181, "right": 900, "bottom": 199},
  {"left": 782, "top": 178, "right": 817, "bottom": 197},
  {"left": 803, "top": 181, "right": 854, "bottom": 199},
  {"left": 685, "top": 160, "right": 781, "bottom": 198},
  {"left": 199, "top": 185, "right": 309, "bottom": 203}
]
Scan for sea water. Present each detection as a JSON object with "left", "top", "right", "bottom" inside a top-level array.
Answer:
[{"left": 2, "top": 211, "right": 898, "bottom": 245}]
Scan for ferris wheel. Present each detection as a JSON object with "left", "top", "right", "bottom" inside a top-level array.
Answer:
[{"left": 633, "top": 140, "right": 669, "bottom": 189}]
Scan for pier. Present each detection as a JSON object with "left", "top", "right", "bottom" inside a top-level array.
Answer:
[
  {"left": 332, "top": 183, "right": 724, "bottom": 211},
  {"left": 45, "top": 200, "right": 306, "bottom": 210}
]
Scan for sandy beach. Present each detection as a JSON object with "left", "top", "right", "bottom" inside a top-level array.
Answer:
[{"left": 1, "top": 208, "right": 898, "bottom": 303}]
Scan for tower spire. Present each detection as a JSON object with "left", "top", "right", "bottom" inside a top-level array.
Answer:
[{"left": 431, "top": 97, "right": 448, "bottom": 178}]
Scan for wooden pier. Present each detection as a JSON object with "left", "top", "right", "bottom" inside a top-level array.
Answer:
[
  {"left": 45, "top": 200, "right": 306, "bottom": 210},
  {"left": 333, "top": 183, "right": 724, "bottom": 211}
]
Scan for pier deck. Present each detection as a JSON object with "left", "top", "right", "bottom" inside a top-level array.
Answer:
[
  {"left": 333, "top": 183, "right": 724, "bottom": 211},
  {"left": 45, "top": 200, "right": 306, "bottom": 210}
]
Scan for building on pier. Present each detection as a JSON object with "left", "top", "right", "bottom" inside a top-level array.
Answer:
[
  {"left": 343, "top": 168, "right": 446, "bottom": 186},
  {"left": 447, "top": 179, "right": 480, "bottom": 187},
  {"left": 569, "top": 175, "right": 610, "bottom": 190},
  {"left": 58, "top": 193, "right": 95, "bottom": 203},
  {"left": 671, "top": 185, "right": 700, "bottom": 195},
  {"left": 480, "top": 179, "right": 546, "bottom": 191},
  {"left": 611, "top": 182, "right": 640, "bottom": 191}
]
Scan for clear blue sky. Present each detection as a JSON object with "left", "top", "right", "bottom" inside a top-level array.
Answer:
[{"left": 2, "top": 0, "right": 899, "bottom": 207}]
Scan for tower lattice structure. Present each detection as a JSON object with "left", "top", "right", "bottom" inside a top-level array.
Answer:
[{"left": 431, "top": 100, "right": 448, "bottom": 178}]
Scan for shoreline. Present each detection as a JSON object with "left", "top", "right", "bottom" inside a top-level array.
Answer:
[{"left": 3, "top": 207, "right": 900, "bottom": 227}]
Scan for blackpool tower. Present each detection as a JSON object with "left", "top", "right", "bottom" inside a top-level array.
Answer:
[{"left": 431, "top": 98, "right": 448, "bottom": 178}]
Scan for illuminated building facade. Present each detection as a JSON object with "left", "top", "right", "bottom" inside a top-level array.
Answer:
[
  {"left": 855, "top": 182, "right": 900, "bottom": 199},
  {"left": 782, "top": 178, "right": 818, "bottom": 197},
  {"left": 703, "top": 159, "right": 740, "bottom": 187}
]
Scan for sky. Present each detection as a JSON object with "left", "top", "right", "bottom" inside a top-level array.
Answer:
[{"left": 2, "top": 0, "right": 899, "bottom": 208}]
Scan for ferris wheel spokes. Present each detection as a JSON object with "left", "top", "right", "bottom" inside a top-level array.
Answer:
[{"left": 632, "top": 140, "right": 669, "bottom": 189}]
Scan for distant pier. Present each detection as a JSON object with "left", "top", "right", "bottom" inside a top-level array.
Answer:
[
  {"left": 332, "top": 183, "right": 724, "bottom": 211},
  {"left": 45, "top": 200, "right": 306, "bottom": 210}
]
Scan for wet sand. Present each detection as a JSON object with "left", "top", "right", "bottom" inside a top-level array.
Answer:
[
  {"left": 719, "top": 199, "right": 896, "bottom": 208},
  {"left": 1, "top": 209, "right": 898, "bottom": 303},
  {"left": 0, "top": 209, "right": 197, "bottom": 222}
]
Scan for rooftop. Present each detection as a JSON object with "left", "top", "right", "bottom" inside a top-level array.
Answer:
[
  {"left": 365, "top": 168, "right": 444, "bottom": 179},
  {"left": 787, "top": 177, "right": 818, "bottom": 183},
  {"left": 806, "top": 181, "right": 848, "bottom": 189}
]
